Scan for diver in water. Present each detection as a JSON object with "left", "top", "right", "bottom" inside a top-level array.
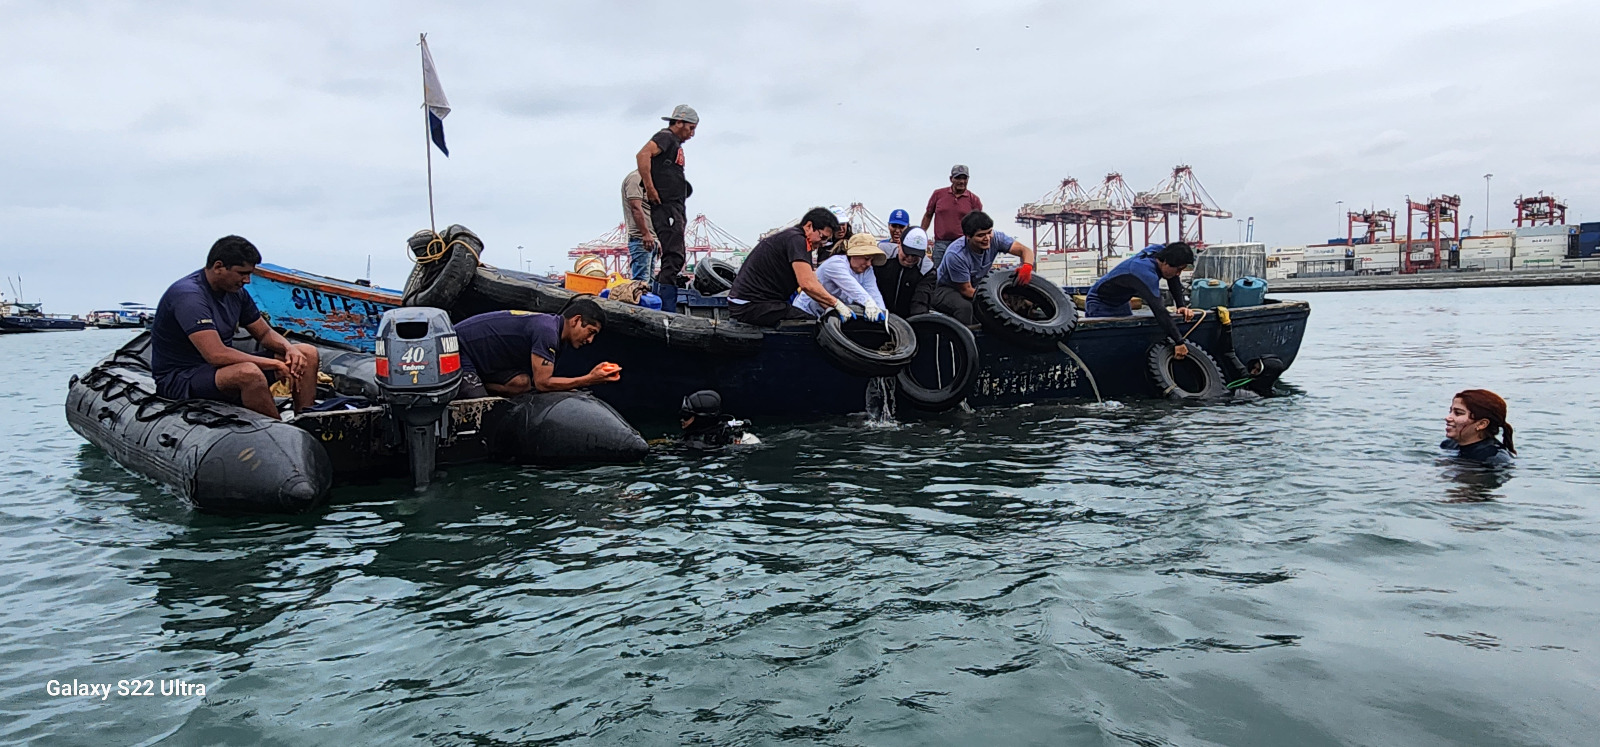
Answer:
[
  {"left": 679, "top": 390, "right": 759, "bottom": 449},
  {"left": 1442, "top": 388, "right": 1515, "bottom": 467}
]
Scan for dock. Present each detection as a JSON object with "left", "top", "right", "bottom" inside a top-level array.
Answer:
[{"left": 1270, "top": 269, "right": 1600, "bottom": 293}]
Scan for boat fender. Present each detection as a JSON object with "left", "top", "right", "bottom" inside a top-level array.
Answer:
[
  {"left": 815, "top": 308, "right": 918, "bottom": 378},
  {"left": 403, "top": 224, "right": 481, "bottom": 309},
  {"left": 484, "top": 391, "right": 648, "bottom": 465},
  {"left": 895, "top": 313, "right": 978, "bottom": 411},
  {"left": 973, "top": 268, "right": 1077, "bottom": 350},
  {"left": 1145, "top": 342, "right": 1228, "bottom": 401},
  {"left": 691, "top": 257, "right": 739, "bottom": 296}
]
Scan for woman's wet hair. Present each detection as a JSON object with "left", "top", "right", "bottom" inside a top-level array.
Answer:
[{"left": 1454, "top": 388, "right": 1515, "bottom": 454}]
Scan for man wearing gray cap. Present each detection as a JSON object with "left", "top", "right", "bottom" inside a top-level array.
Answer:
[
  {"left": 635, "top": 104, "right": 698, "bottom": 312},
  {"left": 920, "top": 164, "right": 983, "bottom": 266}
]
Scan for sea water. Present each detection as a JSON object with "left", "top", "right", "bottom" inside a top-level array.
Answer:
[{"left": 1, "top": 286, "right": 1597, "bottom": 745}]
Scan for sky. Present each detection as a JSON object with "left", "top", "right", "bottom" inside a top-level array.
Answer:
[{"left": 3, "top": 0, "right": 1598, "bottom": 312}]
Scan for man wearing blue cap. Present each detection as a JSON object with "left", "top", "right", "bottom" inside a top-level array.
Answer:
[{"left": 881, "top": 208, "right": 912, "bottom": 256}]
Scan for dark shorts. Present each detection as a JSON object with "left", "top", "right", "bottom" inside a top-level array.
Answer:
[{"left": 156, "top": 351, "right": 279, "bottom": 403}]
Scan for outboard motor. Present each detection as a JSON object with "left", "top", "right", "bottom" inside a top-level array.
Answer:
[{"left": 374, "top": 307, "right": 461, "bottom": 487}]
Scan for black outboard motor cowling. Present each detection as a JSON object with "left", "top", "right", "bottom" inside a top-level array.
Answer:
[{"left": 375, "top": 307, "right": 461, "bottom": 487}]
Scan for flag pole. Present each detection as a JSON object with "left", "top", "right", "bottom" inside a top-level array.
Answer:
[{"left": 420, "top": 33, "right": 436, "bottom": 235}]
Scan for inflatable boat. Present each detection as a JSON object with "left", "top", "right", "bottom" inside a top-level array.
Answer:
[{"left": 66, "top": 314, "right": 648, "bottom": 514}]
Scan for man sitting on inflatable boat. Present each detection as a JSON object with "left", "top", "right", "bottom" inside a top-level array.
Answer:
[
  {"left": 1085, "top": 243, "right": 1198, "bottom": 359},
  {"left": 150, "top": 235, "right": 320, "bottom": 419},
  {"left": 452, "top": 299, "right": 621, "bottom": 399}
]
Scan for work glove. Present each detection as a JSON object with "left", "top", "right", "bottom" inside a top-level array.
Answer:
[
  {"left": 832, "top": 301, "right": 855, "bottom": 321},
  {"left": 863, "top": 302, "right": 886, "bottom": 323},
  {"left": 1016, "top": 263, "right": 1033, "bottom": 285}
]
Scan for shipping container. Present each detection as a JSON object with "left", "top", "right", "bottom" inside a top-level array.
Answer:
[
  {"left": 1462, "top": 237, "right": 1514, "bottom": 250},
  {"left": 1513, "top": 224, "right": 1577, "bottom": 237},
  {"left": 1303, "top": 245, "right": 1344, "bottom": 259},
  {"left": 1460, "top": 245, "right": 1512, "bottom": 259},
  {"left": 1512, "top": 257, "right": 1558, "bottom": 270},
  {"left": 1461, "top": 259, "right": 1510, "bottom": 271},
  {"left": 1514, "top": 245, "right": 1566, "bottom": 259}
]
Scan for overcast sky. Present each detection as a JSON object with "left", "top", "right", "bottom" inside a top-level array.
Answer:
[{"left": 3, "top": 0, "right": 1598, "bottom": 311}]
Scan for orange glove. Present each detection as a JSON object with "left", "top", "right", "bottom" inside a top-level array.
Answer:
[{"left": 1016, "top": 263, "right": 1033, "bottom": 285}]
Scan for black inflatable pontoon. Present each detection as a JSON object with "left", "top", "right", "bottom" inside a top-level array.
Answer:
[{"left": 65, "top": 334, "right": 332, "bottom": 513}]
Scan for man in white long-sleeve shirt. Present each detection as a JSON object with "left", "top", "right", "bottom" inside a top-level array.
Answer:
[{"left": 793, "top": 233, "right": 889, "bottom": 321}]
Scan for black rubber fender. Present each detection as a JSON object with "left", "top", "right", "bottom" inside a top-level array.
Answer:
[
  {"left": 1146, "top": 342, "right": 1228, "bottom": 401},
  {"left": 973, "top": 268, "right": 1077, "bottom": 350},
  {"left": 815, "top": 308, "right": 918, "bottom": 378},
  {"left": 895, "top": 313, "right": 978, "bottom": 411},
  {"left": 64, "top": 336, "right": 331, "bottom": 513},
  {"left": 692, "top": 257, "right": 739, "bottom": 296},
  {"left": 484, "top": 391, "right": 648, "bottom": 465},
  {"left": 458, "top": 265, "right": 766, "bottom": 356},
  {"left": 403, "top": 224, "right": 481, "bottom": 309}
]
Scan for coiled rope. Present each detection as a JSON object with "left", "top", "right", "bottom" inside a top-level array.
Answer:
[{"left": 410, "top": 231, "right": 482, "bottom": 265}]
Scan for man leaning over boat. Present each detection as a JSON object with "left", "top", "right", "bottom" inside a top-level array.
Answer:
[
  {"left": 1084, "top": 243, "right": 1198, "bottom": 359},
  {"left": 150, "top": 236, "right": 320, "bottom": 419},
  {"left": 930, "top": 210, "right": 1036, "bottom": 325},
  {"left": 727, "top": 207, "right": 846, "bottom": 326},
  {"left": 451, "top": 299, "right": 619, "bottom": 399}
]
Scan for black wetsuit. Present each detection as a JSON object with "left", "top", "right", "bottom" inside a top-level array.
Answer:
[
  {"left": 1440, "top": 438, "right": 1514, "bottom": 467},
  {"left": 682, "top": 415, "right": 751, "bottom": 450}
]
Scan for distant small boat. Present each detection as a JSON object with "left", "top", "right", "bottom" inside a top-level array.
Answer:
[
  {"left": 88, "top": 302, "right": 155, "bottom": 329},
  {"left": 1, "top": 297, "right": 86, "bottom": 333}
]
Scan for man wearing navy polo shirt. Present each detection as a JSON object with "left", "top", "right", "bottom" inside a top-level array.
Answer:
[
  {"left": 451, "top": 299, "right": 618, "bottom": 399},
  {"left": 931, "top": 211, "right": 1036, "bottom": 325},
  {"left": 149, "top": 235, "right": 319, "bottom": 419}
]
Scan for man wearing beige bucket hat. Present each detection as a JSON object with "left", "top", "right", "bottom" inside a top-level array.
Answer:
[{"left": 793, "top": 233, "right": 890, "bottom": 321}]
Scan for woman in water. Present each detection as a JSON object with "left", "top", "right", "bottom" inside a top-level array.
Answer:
[{"left": 1442, "top": 389, "right": 1516, "bottom": 467}]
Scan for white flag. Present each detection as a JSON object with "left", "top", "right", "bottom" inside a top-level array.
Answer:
[{"left": 420, "top": 34, "right": 450, "bottom": 156}]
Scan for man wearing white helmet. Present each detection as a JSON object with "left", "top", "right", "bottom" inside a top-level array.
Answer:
[{"left": 874, "top": 226, "right": 936, "bottom": 318}]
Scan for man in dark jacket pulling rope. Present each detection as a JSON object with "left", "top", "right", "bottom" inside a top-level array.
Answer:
[{"left": 1085, "top": 242, "right": 1198, "bottom": 359}]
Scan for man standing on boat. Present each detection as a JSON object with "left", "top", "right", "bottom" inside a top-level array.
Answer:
[
  {"left": 621, "top": 169, "right": 656, "bottom": 282},
  {"left": 930, "top": 211, "right": 1036, "bottom": 325},
  {"left": 452, "top": 299, "right": 620, "bottom": 399},
  {"left": 1085, "top": 243, "right": 1198, "bottom": 359},
  {"left": 728, "top": 207, "right": 845, "bottom": 326},
  {"left": 921, "top": 165, "right": 982, "bottom": 265},
  {"left": 635, "top": 104, "right": 697, "bottom": 313},
  {"left": 875, "top": 226, "right": 935, "bottom": 318},
  {"left": 150, "top": 235, "right": 320, "bottom": 419}
]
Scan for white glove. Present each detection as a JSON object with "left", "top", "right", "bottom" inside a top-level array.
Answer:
[
  {"left": 832, "top": 301, "right": 855, "bottom": 321},
  {"left": 863, "top": 302, "right": 886, "bottom": 322}
]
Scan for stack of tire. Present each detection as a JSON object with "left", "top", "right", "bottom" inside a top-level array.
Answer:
[{"left": 403, "top": 224, "right": 483, "bottom": 310}]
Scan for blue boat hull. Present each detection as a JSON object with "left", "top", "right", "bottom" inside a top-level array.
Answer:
[
  {"left": 250, "top": 263, "right": 400, "bottom": 350},
  {"left": 247, "top": 264, "right": 1310, "bottom": 420}
]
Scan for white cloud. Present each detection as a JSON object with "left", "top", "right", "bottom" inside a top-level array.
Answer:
[{"left": 1, "top": 0, "right": 1595, "bottom": 310}]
